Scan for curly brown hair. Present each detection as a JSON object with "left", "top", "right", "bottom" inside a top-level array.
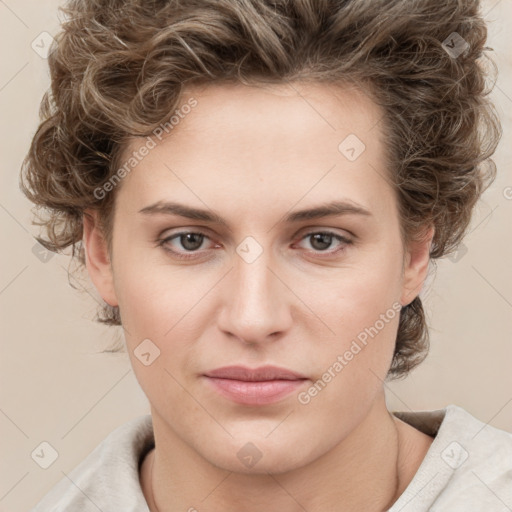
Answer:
[{"left": 20, "top": 0, "right": 501, "bottom": 379}]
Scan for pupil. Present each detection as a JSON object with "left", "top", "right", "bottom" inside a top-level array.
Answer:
[
  {"left": 182, "top": 233, "right": 203, "bottom": 250},
  {"left": 311, "top": 233, "right": 331, "bottom": 251}
]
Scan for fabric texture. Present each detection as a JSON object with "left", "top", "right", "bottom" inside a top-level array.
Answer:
[{"left": 29, "top": 404, "right": 512, "bottom": 511}]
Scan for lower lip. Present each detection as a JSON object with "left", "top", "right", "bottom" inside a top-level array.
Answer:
[{"left": 204, "top": 376, "right": 307, "bottom": 405}]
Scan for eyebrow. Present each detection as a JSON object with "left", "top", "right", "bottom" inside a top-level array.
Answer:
[{"left": 138, "top": 200, "right": 372, "bottom": 227}]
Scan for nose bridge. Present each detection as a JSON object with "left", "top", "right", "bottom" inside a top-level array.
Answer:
[{"left": 218, "top": 238, "right": 290, "bottom": 343}]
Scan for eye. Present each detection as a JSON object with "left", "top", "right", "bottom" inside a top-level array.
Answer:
[
  {"left": 157, "top": 229, "right": 353, "bottom": 261},
  {"left": 157, "top": 231, "right": 216, "bottom": 260},
  {"left": 294, "top": 231, "right": 352, "bottom": 256}
]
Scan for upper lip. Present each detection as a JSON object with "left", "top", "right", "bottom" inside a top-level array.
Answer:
[{"left": 204, "top": 365, "right": 307, "bottom": 381}]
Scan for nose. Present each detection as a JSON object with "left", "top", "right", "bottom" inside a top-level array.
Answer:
[{"left": 216, "top": 245, "right": 293, "bottom": 346}]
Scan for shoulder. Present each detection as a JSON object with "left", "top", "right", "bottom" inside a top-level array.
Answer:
[
  {"left": 436, "top": 405, "right": 512, "bottom": 509},
  {"left": 390, "top": 404, "right": 512, "bottom": 511},
  {"left": 28, "top": 414, "right": 154, "bottom": 512},
  {"left": 431, "top": 404, "right": 512, "bottom": 475}
]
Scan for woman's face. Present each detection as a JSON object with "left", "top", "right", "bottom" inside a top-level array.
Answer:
[{"left": 85, "top": 82, "right": 431, "bottom": 473}]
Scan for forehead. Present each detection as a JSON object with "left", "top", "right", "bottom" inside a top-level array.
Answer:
[
  {"left": 169, "top": 81, "right": 383, "bottom": 152},
  {"left": 114, "top": 81, "right": 394, "bottom": 224}
]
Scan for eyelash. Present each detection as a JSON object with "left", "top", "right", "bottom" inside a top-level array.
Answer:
[{"left": 156, "top": 230, "right": 353, "bottom": 261}]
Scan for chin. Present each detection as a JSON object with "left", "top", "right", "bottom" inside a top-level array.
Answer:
[
  {"left": 215, "top": 450, "right": 307, "bottom": 476},
  {"left": 198, "top": 431, "right": 319, "bottom": 476}
]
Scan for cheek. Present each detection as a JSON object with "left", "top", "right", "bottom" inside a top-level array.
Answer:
[
  {"left": 113, "top": 267, "right": 168, "bottom": 334},
  {"left": 111, "top": 247, "right": 216, "bottom": 370},
  {"left": 304, "top": 244, "right": 404, "bottom": 388},
  {"left": 290, "top": 266, "right": 403, "bottom": 455},
  {"left": 112, "top": 256, "right": 200, "bottom": 403},
  {"left": 110, "top": 236, "right": 184, "bottom": 332},
  {"left": 297, "top": 284, "right": 401, "bottom": 430},
  {"left": 312, "top": 244, "right": 403, "bottom": 339}
]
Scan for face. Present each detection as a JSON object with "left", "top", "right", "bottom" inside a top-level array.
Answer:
[{"left": 84, "top": 81, "right": 431, "bottom": 473}]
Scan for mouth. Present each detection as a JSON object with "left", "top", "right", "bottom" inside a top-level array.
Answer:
[{"left": 203, "top": 365, "right": 309, "bottom": 405}]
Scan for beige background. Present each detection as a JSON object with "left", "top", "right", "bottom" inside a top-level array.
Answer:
[{"left": 1, "top": 1, "right": 511, "bottom": 510}]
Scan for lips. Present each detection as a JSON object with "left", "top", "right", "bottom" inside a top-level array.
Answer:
[
  {"left": 203, "top": 365, "right": 308, "bottom": 405},
  {"left": 204, "top": 365, "right": 307, "bottom": 382}
]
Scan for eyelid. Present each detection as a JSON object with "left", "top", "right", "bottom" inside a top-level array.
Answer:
[{"left": 297, "top": 226, "right": 354, "bottom": 240}]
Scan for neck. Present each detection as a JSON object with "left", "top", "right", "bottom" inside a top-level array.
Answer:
[{"left": 140, "top": 392, "right": 427, "bottom": 512}]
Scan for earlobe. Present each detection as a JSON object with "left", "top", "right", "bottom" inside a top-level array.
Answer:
[
  {"left": 400, "top": 226, "right": 434, "bottom": 307},
  {"left": 82, "top": 209, "right": 118, "bottom": 307}
]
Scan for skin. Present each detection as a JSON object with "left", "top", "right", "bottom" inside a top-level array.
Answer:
[{"left": 83, "top": 82, "right": 434, "bottom": 511}]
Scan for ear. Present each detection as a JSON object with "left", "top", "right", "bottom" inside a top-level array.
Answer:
[
  {"left": 82, "top": 209, "right": 118, "bottom": 307},
  {"left": 400, "top": 226, "right": 434, "bottom": 307}
]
